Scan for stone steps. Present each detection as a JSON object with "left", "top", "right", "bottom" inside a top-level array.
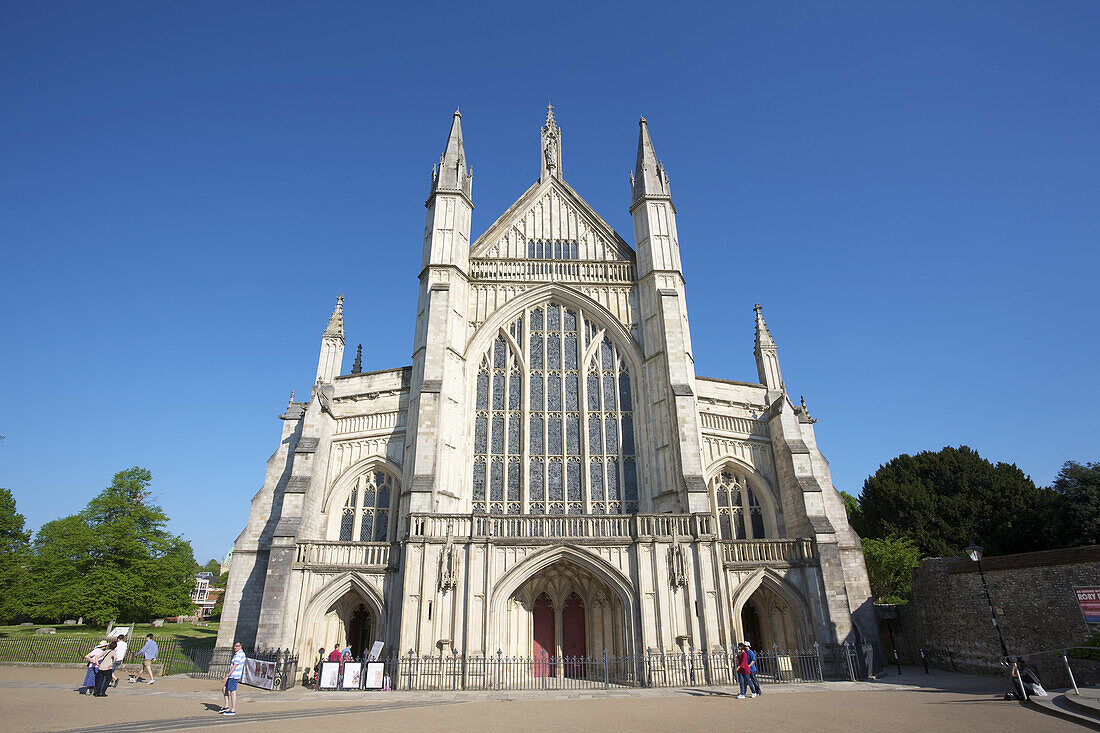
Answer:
[{"left": 1025, "top": 688, "right": 1100, "bottom": 730}]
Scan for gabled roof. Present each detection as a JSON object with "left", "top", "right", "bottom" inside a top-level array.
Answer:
[{"left": 471, "top": 175, "right": 634, "bottom": 261}]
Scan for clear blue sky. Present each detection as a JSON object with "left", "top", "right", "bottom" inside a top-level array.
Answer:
[{"left": 2, "top": 2, "right": 1098, "bottom": 563}]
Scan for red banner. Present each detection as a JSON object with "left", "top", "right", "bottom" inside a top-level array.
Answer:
[{"left": 1075, "top": 587, "right": 1100, "bottom": 624}]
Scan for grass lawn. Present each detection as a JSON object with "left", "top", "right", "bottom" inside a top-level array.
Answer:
[{"left": 0, "top": 622, "right": 219, "bottom": 643}]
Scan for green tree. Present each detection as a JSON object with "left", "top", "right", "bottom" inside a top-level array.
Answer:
[
  {"left": 1049, "top": 461, "right": 1100, "bottom": 547},
  {"left": 862, "top": 536, "right": 922, "bottom": 603},
  {"left": 840, "top": 490, "right": 862, "bottom": 526},
  {"left": 198, "top": 558, "right": 221, "bottom": 576},
  {"left": 24, "top": 467, "right": 196, "bottom": 624},
  {"left": 0, "top": 489, "right": 31, "bottom": 621},
  {"left": 855, "top": 446, "right": 1052, "bottom": 557}
]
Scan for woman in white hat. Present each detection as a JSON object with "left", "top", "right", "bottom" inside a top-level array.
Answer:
[{"left": 81, "top": 641, "right": 108, "bottom": 695}]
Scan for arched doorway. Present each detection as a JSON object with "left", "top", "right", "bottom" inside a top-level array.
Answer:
[
  {"left": 347, "top": 604, "right": 373, "bottom": 659},
  {"left": 503, "top": 559, "right": 626, "bottom": 676},
  {"left": 562, "top": 592, "right": 587, "bottom": 678},
  {"left": 738, "top": 583, "right": 806, "bottom": 651},
  {"left": 532, "top": 593, "right": 555, "bottom": 677},
  {"left": 740, "top": 601, "right": 762, "bottom": 648}
]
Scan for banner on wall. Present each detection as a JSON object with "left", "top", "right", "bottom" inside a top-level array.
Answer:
[
  {"left": 1075, "top": 587, "right": 1100, "bottom": 624},
  {"left": 241, "top": 658, "right": 277, "bottom": 690}
]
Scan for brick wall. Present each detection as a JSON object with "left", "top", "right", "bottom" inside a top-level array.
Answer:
[{"left": 886, "top": 545, "right": 1100, "bottom": 686}]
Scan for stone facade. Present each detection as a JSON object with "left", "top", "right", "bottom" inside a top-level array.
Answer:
[
  {"left": 887, "top": 546, "right": 1100, "bottom": 684},
  {"left": 217, "top": 108, "right": 875, "bottom": 666}
]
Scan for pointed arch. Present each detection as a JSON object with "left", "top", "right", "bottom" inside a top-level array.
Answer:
[
  {"left": 705, "top": 457, "right": 783, "bottom": 539},
  {"left": 488, "top": 544, "right": 639, "bottom": 655},
  {"left": 322, "top": 456, "right": 403, "bottom": 514},
  {"left": 296, "top": 572, "right": 388, "bottom": 654},
  {"left": 729, "top": 567, "right": 812, "bottom": 648}
]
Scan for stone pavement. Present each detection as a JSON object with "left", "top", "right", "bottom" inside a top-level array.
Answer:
[{"left": 0, "top": 665, "right": 1084, "bottom": 732}]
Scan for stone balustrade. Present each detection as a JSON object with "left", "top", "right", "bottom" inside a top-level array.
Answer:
[
  {"left": 469, "top": 258, "right": 635, "bottom": 284},
  {"left": 407, "top": 512, "right": 714, "bottom": 541},
  {"left": 720, "top": 538, "right": 817, "bottom": 566},
  {"left": 294, "top": 541, "right": 391, "bottom": 569}
]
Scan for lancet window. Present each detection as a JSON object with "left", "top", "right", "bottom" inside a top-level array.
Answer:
[
  {"left": 472, "top": 302, "right": 638, "bottom": 514},
  {"left": 527, "top": 239, "right": 579, "bottom": 260},
  {"left": 337, "top": 470, "right": 394, "bottom": 542},
  {"left": 712, "top": 469, "right": 768, "bottom": 540}
]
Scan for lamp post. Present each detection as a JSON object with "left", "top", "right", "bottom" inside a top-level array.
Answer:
[{"left": 965, "top": 542, "right": 1010, "bottom": 661}]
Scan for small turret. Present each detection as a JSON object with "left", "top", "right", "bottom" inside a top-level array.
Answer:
[
  {"left": 753, "top": 303, "right": 784, "bottom": 396},
  {"left": 315, "top": 295, "right": 346, "bottom": 384},
  {"left": 630, "top": 116, "right": 671, "bottom": 203},
  {"left": 429, "top": 110, "right": 472, "bottom": 201},
  {"left": 540, "top": 104, "right": 563, "bottom": 182},
  {"left": 351, "top": 344, "right": 363, "bottom": 374}
]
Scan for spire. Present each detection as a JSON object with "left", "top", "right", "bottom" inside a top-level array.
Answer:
[
  {"left": 631, "top": 116, "right": 671, "bottom": 203},
  {"left": 323, "top": 294, "right": 345, "bottom": 341},
  {"left": 429, "top": 109, "right": 472, "bottom": 200},
  {"left": 540, "top": 104, "right": 562, "bottom": 182},
  {"left": 754, "top": 304, "right": 784, "bottom": 394},
  {"left": 351, "top": 344, "right": 362, "bottom": 374}
]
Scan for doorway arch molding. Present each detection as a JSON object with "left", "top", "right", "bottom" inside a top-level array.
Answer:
[
  {"left": 297, "top": 571, "right": 387, "bottom": 651},
  {"left": 729, "top": 567, "right": 812, "bottom": 648},
  {"left": 487, "top": 544, "right": 639, "bottom": 655}
]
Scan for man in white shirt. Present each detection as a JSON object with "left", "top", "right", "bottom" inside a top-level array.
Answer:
[
  {"left": 220, "top": 642, "right": 246, "bottom": 716},
  {"left": 112, "top": 635, "right": 128, "bottom": 687}
]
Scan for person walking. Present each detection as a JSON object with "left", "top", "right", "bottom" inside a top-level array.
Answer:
[
  {"left": 111, "top": 634, "right": 128, "bottom": 688},
  {"left": 744, "top": 641, "right": 763, "bottom": 696},
  {"left": 134, "top": 634, "right": 158, "bottom": 684},
  {"left": 219, "top": 642, "right": 246, "bottom": 716},
  {"left": 93, "top": 641, "right": 118, "bottom": 697},
  {"left": 736, "top": 643, "right": 756, "bottom": 699},
  {"left": 82, "top": 641, "right": 108, "bottom": 695}
]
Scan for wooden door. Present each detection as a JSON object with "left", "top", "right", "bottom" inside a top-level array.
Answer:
[
  {"left": 532, "top": 594, "right": 555, "bottom": 677},
  {"left": 562, "top": 593, "right": 586, "bottom": 678}
]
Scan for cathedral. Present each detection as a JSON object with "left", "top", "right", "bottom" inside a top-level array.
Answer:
[{"left": 217, "top": 108, "right": 875, "bottom": 667}]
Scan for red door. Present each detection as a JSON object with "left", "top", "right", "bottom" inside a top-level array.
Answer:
[
  {"left": 532, "top": 594, "right": 555, "bottom": 678},
  {"left": 562, "top": 593, "right": 587, "bottom": 678}
]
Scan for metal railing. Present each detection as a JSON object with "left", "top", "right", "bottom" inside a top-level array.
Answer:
[
  {"left": 185, "top": 644, "right": 299, "bottom": 691},
  {"left": 314, "top": 644, "right": 865, "bottom": 692}
]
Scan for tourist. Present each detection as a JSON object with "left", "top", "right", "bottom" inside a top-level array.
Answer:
[
  {"left": 311, "top": 647, "right": 326, "bottom": 688},
  {"left": 82, "top": 641, "right": 107, "bottom": 695},
  {"left": 135, "top": 634, "right": 158, "bottom": 684},
  {"left": 219, "top": 641, "right": 246, "bottom": 716},
  {"left": 93, "top": 641, "right": 118, "bottom": 697},
  {"left": 111, "top": 634, "right": 128, "bottom": 687},
  {"left": 327, "top": 644, "right": 342, "bottom": 662},
  {"left": 736, "top": 643, "right": 756, "bottom": 699},
  {"left": 744, "top": 641, "right": 763, "bottom": 695}
]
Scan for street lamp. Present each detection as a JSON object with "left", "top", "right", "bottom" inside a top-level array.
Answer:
[{"left": 965, "top": 542, "right": 1010, "bottom": 661}]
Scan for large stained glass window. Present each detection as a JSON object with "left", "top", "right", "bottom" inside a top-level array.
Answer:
[
  {"left": 336, "top": 469, "right": 394, "bottom": 542},
  {"left": 472, "top": 303, "right": 637, "bottom": 514}
]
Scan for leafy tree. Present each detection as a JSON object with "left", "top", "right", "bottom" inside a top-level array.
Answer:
[
  {"left": 24, "top": 467, "right": 196, "bottom": 624},
  {"left": 0, "top": 489, "right": 31, "bottom": 621},
  {"left": 854, "top": 446, "right": 1051, "bottom": 557},
  {"left": 1049, "top": 461, "right": 1100, "bottom": 547},
  {"left": 862, "top": 537, "right": 922, "bottom": 603},
  {"left": 198, "top": 558, "right": 221, "bottom": 576},
  {"left": 840, "top": 491, "right": 862, "bottom": 526}
]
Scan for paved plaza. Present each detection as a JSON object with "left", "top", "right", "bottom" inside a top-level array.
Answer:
[{"left": 0, "top": 666, "right": 1082, "bottom": 732}]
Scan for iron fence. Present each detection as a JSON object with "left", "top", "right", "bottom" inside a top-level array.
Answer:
[
  {"left": 315, "top": 643, "right": 867, "bottom": 692},
  {"left": 185, "top": 645, "right": 298, "bottom": 691}
]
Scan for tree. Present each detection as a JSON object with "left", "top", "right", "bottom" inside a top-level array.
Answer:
[
  {"left": 24, "top": 467, "right": 196, "bottom": 624},
  {"left": 840, "top": 490, "right": 862, "bottom": 526},
  {"left": 0, "top": 489, "right": 31, "bottom": 621},
  {"left": 854, "top": 446, "right": 1052, "bottom": 557},
  {"left": 198, "top": 558, "right": 221, "bottom": 576},
  {"left": 1049, "top": 461, "right": 1100, "bottom": 547},
  {"left": 861, "top": 537, "right": 922, "bottom": 603}
]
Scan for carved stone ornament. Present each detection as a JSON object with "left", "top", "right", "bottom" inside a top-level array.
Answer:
[
  {"left": 668, "top": 529, "right": 687, "bottom": 589},
  {"left": 438, "top": 520, "right": 459, "bottom": 593}
]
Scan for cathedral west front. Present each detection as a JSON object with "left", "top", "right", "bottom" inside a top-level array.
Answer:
[{"left": 217, "top": 107, "right": 875, "bottom": 668}]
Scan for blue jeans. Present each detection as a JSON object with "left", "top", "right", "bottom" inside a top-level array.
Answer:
[{"left": 738, "top": 672, "right": 752, "bottom": 695}]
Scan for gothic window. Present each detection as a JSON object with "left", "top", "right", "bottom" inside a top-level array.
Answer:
[
  {"left": 472, "top": 302, "right": 638, "bottom": 514},
  {"left": 336, "top": 470, "right": 395, "bottom": 542},
  {"left": 527, "top": 239, "right": 579, "bottom": 260},
  {"left": 712, "top": 469, "right": 768, "bottom": 540}
]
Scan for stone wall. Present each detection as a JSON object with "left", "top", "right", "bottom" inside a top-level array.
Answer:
[{"left": 886, "top": 545, "right": 1100, "bottom": 686}]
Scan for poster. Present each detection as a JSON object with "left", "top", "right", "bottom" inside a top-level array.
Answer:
[
  {"left": 1075, "top": 587, "right": 1100, "bottom": 623},
  {"left": 342, "top": 661, "right": 363, "bottom": 689},
  {"left": 242, "top": 658, "right": 277, "bottom": 690},
  {"left": 367, "top": 641, "right": 385, "bottom": 661},
  {"left": 318, "top": 661, "right": 341, "bottom": 690},
  {"left": 364, "top": 662, "right": 385, "bottom": 689}
]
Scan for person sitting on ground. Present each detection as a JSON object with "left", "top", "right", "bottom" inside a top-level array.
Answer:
[
  {"left": 1012, "top": 657, "right": 1048, "bottom": 698},
  {"left": 82, "top": 641, "right": 108, "bottom": 695}
]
